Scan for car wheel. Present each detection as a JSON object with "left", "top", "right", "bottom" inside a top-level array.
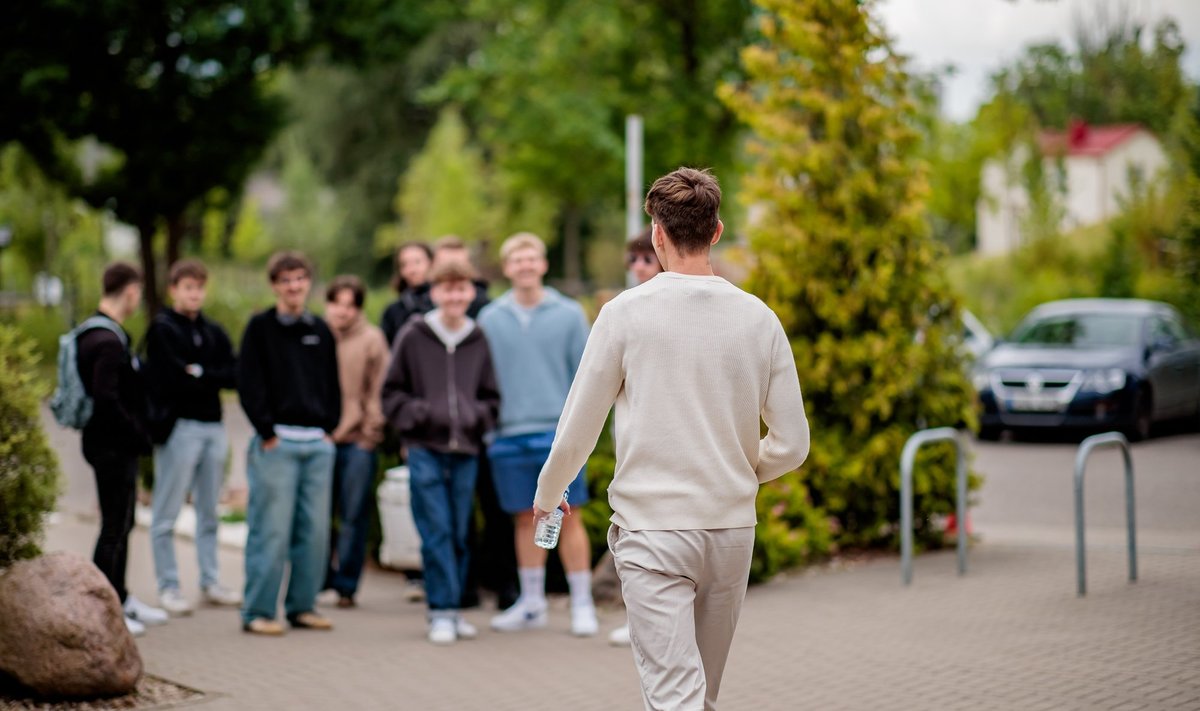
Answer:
[
  {"left": 1125, "top": 389, "right": 1153, "bottom": 442},
  {"left": 978, "top": 425, "right": 1002, "bottom": 441}
]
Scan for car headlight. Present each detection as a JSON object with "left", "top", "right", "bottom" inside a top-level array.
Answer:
[
  {"left": 1082, "top": 368, "right": 1126, "bottom": 394},
  {"left": 972, "top": 371, "right": 991, "bottom": 392}
]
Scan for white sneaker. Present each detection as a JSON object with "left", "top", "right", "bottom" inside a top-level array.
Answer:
[
  {"left": 570, "top": 605, "right": 599, "bottom": 637},
  {"left": 202, "top": 583, "right": 242, "bottom": 607},
  {"left": 608, "top": 624, "right": 631, "bottom": 646},
  {"left": 490, "top": 599, "right": 548, "bottom": 632},
  {"left": 158, "top": 588, "right": 194, "bottom": 617},
  {"left": 124, "top": 615, "right": 146, "bottom": 638},
  {"left": 455, "top": 615, "right": 478, "bottom": 640},
  {"left": 428, "top": 617, "right": 457, "bottom": 645},
  {"left": 124, "top": 595, "right": 169, "bottom": 626}
]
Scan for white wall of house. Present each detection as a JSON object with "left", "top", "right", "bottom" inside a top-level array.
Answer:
[{"left": 975, "top": 130, "right": 1168, "bottom": 255}]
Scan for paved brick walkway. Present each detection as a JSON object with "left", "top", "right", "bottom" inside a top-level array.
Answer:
[
  {"left": 42, "top": 513, "right": 1200, "bottom": 711},
  {"left": 35, "top": 413, "right": 1200, "bottom": 710}
]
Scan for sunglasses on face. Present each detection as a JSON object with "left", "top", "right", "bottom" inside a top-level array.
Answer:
[{"left": 627, "top": 253, "right": 657, "bottom": 266}]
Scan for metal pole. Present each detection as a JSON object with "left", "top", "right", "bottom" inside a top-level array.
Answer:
[
  {"left": 900, "top": 427, "right": 965, "bottom": 586},
  {"left": 1073, "top": 432, "right": 1136, "bottom": 597},
  {"left": 1074, "top": 454, "right": 1087, "bottom": 597},
  {"left": 901, "top": 438, "right": 915, "bottom": 586},
  {"left": 955, "top": 434, "right": 968, "bottom": 576},
  {"left": 1122, "top": 443, "right": 1137, "bottom": 583},
  {"left": 625, "top": 114, "right": 643, "bottom": 242}
]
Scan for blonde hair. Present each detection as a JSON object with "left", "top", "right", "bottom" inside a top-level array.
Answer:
[{"left": 499, "top": 232, "right": 546, "bottom": 263}]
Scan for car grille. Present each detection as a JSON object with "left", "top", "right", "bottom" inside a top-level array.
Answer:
[{"left": 992, "top": 369, "right": 1082, "bottom": 413}]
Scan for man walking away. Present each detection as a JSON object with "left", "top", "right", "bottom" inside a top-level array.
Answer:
[
  {"left": 77, "top": 262, "right": 167, "bottom": 636},
  {"left": 323, "top": 275, "right": 390, "bottom": 608},
  {"left": 145, "top": 259, "right": 241, "bottom": 617},
  {"left": 478, "top": 233, "right": 598, "bottom": 637},
  {"left": 237, "top": 251, "right": 341, "bottom": 635},
  {"left": 382, "top": 261, "right": 500, "bottom": 644},
  {"left": 533, "top": 168, "right": 810, "bottom": 710}
]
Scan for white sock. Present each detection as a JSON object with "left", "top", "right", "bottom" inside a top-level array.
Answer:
[
  {"left": 517, "top": 567, "right": 546, "bottom": 608},
  {"left": 566, "top": 570, "right": 593, "bottom": 610}
]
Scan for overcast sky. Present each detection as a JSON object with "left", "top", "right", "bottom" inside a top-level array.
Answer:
[{"left": 877, "top": 0, "right": 1200, "bottom": 121}]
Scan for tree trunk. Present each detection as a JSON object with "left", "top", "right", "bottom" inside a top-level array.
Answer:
[
  {"left": 137, "top": 220, "right": 161, "bottom": 316},
  {"left": 166, "top": 213, "right": 185, "bottom": 271},
  {"left": 561, "top": 204, "right": 584, "bottom": 296}
]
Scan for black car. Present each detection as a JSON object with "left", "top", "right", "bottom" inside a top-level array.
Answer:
[{"left": 975, "top": 299, "right": 1200, "bottom": 441}]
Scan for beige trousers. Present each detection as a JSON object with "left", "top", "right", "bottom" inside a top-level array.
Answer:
[{"left": 608, "top": 524, "right": 755, "bottom": 711}]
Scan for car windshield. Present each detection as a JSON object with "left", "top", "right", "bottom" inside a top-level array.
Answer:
[{"left": 1011, "top": 312, "right": 1141, "bottom": 348}]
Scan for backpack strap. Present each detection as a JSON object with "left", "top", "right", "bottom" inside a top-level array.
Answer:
[{"left": 76, "top": 316, "right": 129, "bottom": 350}]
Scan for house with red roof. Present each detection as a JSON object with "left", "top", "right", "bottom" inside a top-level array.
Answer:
[{"left": 976, "top": 121, "right": 1168, "bottom": 255}]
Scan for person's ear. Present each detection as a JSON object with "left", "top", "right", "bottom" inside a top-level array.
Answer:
[{"left": 711, "top": 219, "right": 724, "bottom": 246}]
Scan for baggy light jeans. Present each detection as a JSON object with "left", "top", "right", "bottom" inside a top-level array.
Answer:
[
  {"left": 151, "top": 419, "right": 228, "bottom": 593},
  {"left": 609, "top": 524, "right": 755, "bottom": 711},
  {"left": 241, "top": 436, "right": 335, "bottom": 624}
]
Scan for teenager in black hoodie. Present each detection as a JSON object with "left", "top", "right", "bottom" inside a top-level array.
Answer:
[
  {"left": 237, "top": 251, "right": 341, "bottom": 636},
  {"left": 144, "top": 259, "right": 241, "bottom": 616}
]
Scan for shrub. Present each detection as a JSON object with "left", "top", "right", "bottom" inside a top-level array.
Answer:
[
  {"left": 720, "top": 0, "right": 980, "bottom": 580},
  {"left": 0, "top": 325, "right": 60, "bottom": 567}
]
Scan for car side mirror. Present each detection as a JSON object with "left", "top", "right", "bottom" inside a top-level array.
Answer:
[{"left": 1146, "top": 336, "right": 1176, "bottom": 360}]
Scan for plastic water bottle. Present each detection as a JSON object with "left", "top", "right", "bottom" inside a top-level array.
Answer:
[{"left": 534, "top": 490, "right": 568, "bottom": 550}]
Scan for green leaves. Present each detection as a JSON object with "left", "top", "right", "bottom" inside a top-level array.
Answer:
[
  {"left": 0, "top": 326, "right": 60, "bottom": 568},
  {"left": 723, "top": 0, "right": 977, "bottom": 578}
]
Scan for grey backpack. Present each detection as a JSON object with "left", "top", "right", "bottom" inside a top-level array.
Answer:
[{"left": 50, "top": 316, "right": 128, "bottom": 430}]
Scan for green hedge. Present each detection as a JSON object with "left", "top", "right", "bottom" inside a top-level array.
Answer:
[{"left": 0, "top": 325, "right": 60, "bottom": 567}]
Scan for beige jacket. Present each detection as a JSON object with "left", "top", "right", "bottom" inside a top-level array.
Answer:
[{"left": 331, "top": 315, "right": 390, "bottom": 449}]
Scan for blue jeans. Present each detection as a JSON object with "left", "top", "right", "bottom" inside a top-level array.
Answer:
[
  {"left": 241, "top": 436, "right": 335, "bottom": 624},
  {"left": 407, "top": 447, "right": 478, "bottom": 612},
  {"left": 152, "top": 419, "right": 228, "bottom": 593},
  {"left": 325, "top": 443, "right": 377, "bottom": 597}
]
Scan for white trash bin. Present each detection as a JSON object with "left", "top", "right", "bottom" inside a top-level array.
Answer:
[{"left": 377, "top": 465, "right": 423, "bottom": 571}]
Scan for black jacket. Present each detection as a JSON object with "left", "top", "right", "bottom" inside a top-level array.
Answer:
[
  {"left": 382, "top": 317, "right": 499, "bottom": 456},
  {"left": 144, "top": 309, "right": 237, "bottom": 442},
  {"left": 380, "top": 279, "right": 491, "bottom": 346},
  {"left": 237, "top": 308, "right": 341, "bottom": 441},
  {"left": 76, "top": 312, "right": 151, "bottom": 456},
  {"left": 381, "top": 284, "right": 433, "bottom": 347}
]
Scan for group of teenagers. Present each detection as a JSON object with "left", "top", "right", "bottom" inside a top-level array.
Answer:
[{"left": 73, "top": 168, "right": 810, "bottom": 710}]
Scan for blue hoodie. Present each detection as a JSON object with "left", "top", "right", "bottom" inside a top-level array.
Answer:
[{"left": 477, "top": 288, "right": 590, "bottom": 438}]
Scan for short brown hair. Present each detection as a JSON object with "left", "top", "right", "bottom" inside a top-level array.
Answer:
[
  {"left": 626, "top": 226, "right": 654, "bottom": 256},
  {"left": 434, "top": 235, "right": 466, "bottom": 252},
  {"left": 102, "top": 262, "right": 142, "bottom": 297},
  {"left": 266, "top": 251, "right": 313, "bottom": 282},
  {"left": 643, "top": 167, "right": 721, "bottom": 255},
  {"left": 168, "top": 258, "right": 208, "bottom": 286},
  {"left": 429, "top": 260, "right": 478, "bottom": 286},
  {"left": 499, "top": 232, "right": 546, "bottom": 263},
  {"left": 326, "top": 275, "right": 366, "bottom": 308}
]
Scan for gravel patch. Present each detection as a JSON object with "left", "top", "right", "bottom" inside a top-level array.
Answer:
[{"left": 0, "top": 675, "right": 202, "bottom": 710}]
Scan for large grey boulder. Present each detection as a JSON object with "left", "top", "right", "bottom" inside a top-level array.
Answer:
[{"left": 0, "top": 552, "right": 142, "bottom": 698}]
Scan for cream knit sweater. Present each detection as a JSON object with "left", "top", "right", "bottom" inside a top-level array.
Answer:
[{"left": 533, "top": 272, "right": 810, "bottom": 531}]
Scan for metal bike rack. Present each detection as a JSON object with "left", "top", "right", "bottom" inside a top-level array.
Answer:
[
  {"left": 1074, "top": 432, "right": 1137, "bottom": 597},
  {"left": 901, "top": 427, "right": 968, "bottom": 586}
]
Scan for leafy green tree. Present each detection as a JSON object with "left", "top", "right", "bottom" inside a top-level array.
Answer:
[
  {"left": 0, "top": 326, "right": 60, "bottom": 567},
  {"left": 992, "top": 13, "right": 1188, "bottom": 135},
  {"left": 0, "top": 1, "right": 310, "bottom": 312},
  {"left": 376, "top": 107, "right": 557, "bottom": 256},
  {"left": 378, "top": 108, "right": 490, "bottom": 248},
  {"left": 440, "top": 0, "right": 751, "bottom": 285},
  {"left": 721, "top": 0, "right": 977, "bottom": 577}
]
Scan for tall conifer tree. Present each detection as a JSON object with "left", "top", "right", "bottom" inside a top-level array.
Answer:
[{"left": 721, "top": 0, "right": 977, "bottom": 572}]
